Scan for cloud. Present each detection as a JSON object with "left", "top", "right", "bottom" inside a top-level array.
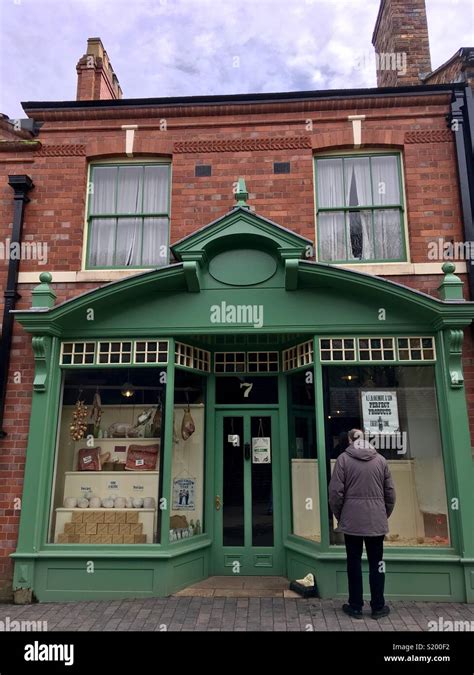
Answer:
[{"left": 0, "top": 0, "right": 472, "bottom": 119}]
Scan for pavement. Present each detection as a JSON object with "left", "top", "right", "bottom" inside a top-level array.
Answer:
[{"left": 0, "top": 575, "right": 472, "bottom": 631}]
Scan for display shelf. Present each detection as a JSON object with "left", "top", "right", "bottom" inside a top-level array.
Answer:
[
  {"left": 63, "top": 471, "right": 160, "bottom": 499},
  {"left": 72, "top": 437, "right": 160, "bottom": 472},
  {"left": 75, "top": 438, "right": 161, "bottom": 442},
  {"left": 65, "top": 471, "right": 159, "bottom": 475}
]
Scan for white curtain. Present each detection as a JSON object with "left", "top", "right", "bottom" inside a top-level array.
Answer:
[
  {"left": 89, "top": 217, "right": 115, "bottom": 267},
  {"left": 142, "top": 217, "right": 169, "bottom": 267},
  {"left": 114, "top": 167, "right": 142, "bottom": 266},
  {"left": 143, "top": 165, "right": 169, "bottom": 213},
  {"left": 90, "top": 166, "right": 116, "bottom": 214},
  {"left": 317, "top": 160, "right": 344, "bottom": 260},
  {"left": 371, "top": 156, "right": 402, "bottom": 259},
  {"left": 116, "top": 217, "right": 142, "bottom": 267},
  {"left": 371, "top": 156, "right": 400, "bottom": 205},
  {"left": 345, "top": 158, "right": 374, "bottom": 260},
  {"left": 374, "top": 210, "right": 403, "bottom": 259},
  {"left": 319, "top": 212, "right": 345, "bottom": 261},
  {"left": 317, "top": 159, "right": 343, "bottom": 208}
]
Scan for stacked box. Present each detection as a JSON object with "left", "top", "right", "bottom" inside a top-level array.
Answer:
[{"left": 58, "top": 511, "right": 147, "bottom": 544}]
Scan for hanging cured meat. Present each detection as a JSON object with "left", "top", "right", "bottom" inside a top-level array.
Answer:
[{"left": 181, "top": 406, "right": 195, "bottom": 441}]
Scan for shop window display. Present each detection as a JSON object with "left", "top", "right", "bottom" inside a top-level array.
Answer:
[
  {"left": 287, "top": 369, "right": 320, "bottom": 542},
  {"left": 50, "top": 368, "right": 166, "bottom": 544},
  {"left": 323, "top": 365, "right": 450, "bottom": 547},
  {"left": 169, "top": 369, "right": 206, "bottom": 542}
]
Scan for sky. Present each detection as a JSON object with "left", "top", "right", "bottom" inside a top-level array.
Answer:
[{"left": 0, "top": 0, "right": 473, "bottom": 119}]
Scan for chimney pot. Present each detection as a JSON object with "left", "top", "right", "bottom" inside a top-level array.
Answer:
[{"left": 76, "top": 37, "right": 122, "bottom": 101}]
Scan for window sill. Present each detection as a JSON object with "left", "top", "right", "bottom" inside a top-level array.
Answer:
[
  {"left": 17, "top": 261, "right": 468, "bottom": 285},
  {"left": 328, "top": 262, "right": 468, "bottom": 276},
  {"left": 18, "top": 269, "right": 155, "bottom": 284}
]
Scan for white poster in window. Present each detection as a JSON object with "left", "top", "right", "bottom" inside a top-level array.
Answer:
[
  {"left": 361, "top": 390, "right": 400, "bottom": 434},
  {"left": 252, "top": 437, "right": 271, "bottom": 464},
  {"left": 172, "top": 478, "right": 196, "bottom": 510}
]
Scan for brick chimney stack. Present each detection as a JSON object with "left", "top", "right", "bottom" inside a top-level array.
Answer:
[
  {"left": 372, "top": 0, "right": 432, "bottom": 87},
  {"left": 76, "top": 37, "right": 123, "bottom": 101}
]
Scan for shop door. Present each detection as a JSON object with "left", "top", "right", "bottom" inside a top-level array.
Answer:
[{"left": 212, "top": 410, "right": 284, "bottom": 575}]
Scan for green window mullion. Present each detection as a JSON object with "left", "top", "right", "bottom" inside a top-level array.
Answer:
[
  {"left": 398, "top": 208, "right": 406, "bottom": 261},
  {"left": 318, "top": 205, "right": 401, "bottom": 213},
  {"left": 371, "top": 209, "right": 376, "bottom": 260},
  {"left": 368, "top": 156, "right": 376, "bottom": 259},
  {"left": 113, "top": 166, "right": 119, "bottom": 266},
  {"left": 140, "top": 165, "right": 145, "bottom": 266}
]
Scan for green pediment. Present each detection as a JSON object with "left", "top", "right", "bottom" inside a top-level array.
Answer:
[{"left": 171, "top": 205, "right": 311, "bottom": 264}]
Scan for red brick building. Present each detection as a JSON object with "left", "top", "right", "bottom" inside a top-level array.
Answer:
[{"left": 0, "top": 0, "right": 473, "bottom": 602}]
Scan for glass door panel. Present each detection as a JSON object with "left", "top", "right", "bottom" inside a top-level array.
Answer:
[
  {"left": 251, "top": 416, "right": 273, "bottom": 547},
  {"left": 222, "top": 416, "right": 245, "bottom": 546}
]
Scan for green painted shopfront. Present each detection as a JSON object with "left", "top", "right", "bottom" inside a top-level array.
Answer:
[{"left": 11, "top": 187, "right": 474, "bottom": 602}]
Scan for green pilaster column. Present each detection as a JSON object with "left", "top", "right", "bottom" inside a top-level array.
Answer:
[
  {"left": 437, "top": 328, "right": 474, "bottom": 601},
  {"left": 13, "top": 334, "right": 61, "bottom": 590},
  {"left": 313, "top": 336, "right": 330, "bottom": 549},
  {"left": 204, "top": 373, "right": 216, "bottom": 542},
  {"left": 278, "top": 372, "right": 291, "bottom": 540},
  {"left": 160, "top": 338, "right": 175, "bottom": 546}
]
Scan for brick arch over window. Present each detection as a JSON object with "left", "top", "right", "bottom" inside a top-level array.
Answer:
[
  {"left": 311, "top": 129, "right": 405, "bottom": 152},
  {"left": 86, "top": 136, "right": 173, "bottom": 159}
]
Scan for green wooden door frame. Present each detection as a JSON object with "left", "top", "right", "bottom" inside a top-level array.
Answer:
[{"left": 211, "top": 409, "right": 285, "bottom": 575}]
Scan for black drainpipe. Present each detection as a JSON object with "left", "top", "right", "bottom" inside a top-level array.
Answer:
[
  {"left": 0, "top": 175, "right": 34, "bottom": 438},
  {"left": 450, "top": 85, "right": 474, "bottom": 300}
]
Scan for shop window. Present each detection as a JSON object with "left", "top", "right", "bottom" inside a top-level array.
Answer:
[
  {"left": 315, "top": 154, "right": 406, "bottom": 263},
  {"left": 50, "top": 368, "right": 166, "bottom": 545},
  {"left": 319, "top": 338, "right": 356, "bottom": 363},
  {"left": 175, "top": 342, "right": 211, "bottom": 372},
  {"left": 214, "top": 351, "right": 278, "bottom": 373},
  {"left": 283, "top": 340, "right": 314, "bottom": 370},
  {"left": 60, "top": 342, "right": 96, "bottom": 365},
  {"left": 169, "top": 370, "right": 206, "bottom": 542},
  {"left": 287, "top": 369, "right": 320, "bottom": 542},
  {"left": 86, "top": 163, "right": 170, "bottom": 269},
  {"left": 323, "top": 365, "right": 450, "bottom": 547}
]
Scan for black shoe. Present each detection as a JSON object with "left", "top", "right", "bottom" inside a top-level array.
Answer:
[
  {"left": 342, "top": 603, "right": 363, "bottom": 619},
  {"left": 371, "top": 605, "right": 390, "bottom": 620}
]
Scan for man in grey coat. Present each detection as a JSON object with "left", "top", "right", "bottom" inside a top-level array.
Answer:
[{"left": 329, "top": 428, "right": 396, "bottom": 619}]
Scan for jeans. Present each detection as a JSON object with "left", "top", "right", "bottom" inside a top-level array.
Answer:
[{"left": 344, "top": 534, "right": 385, "bottom": 611}]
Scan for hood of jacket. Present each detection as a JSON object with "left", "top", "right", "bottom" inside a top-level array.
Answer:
[{"left": 345, "top": 440, "right": 377, "bottom": 461}]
